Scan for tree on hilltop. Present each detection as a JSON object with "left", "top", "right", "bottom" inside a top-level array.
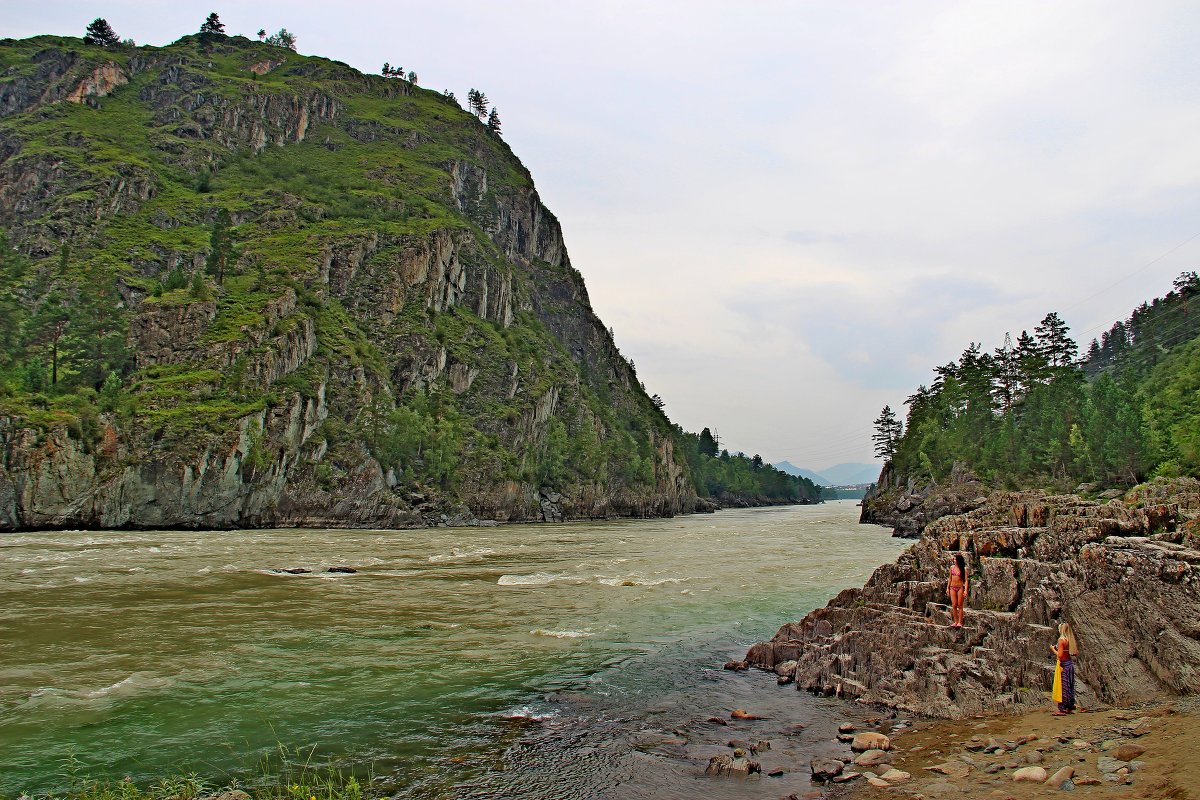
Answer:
[
  {"left": 199, "top": 12, "right": 225, "bottom": 37},
  {"left": 264, "top": 28, "right": 297, "bottom": 50},
  {"left": 257, "top": 28, "right": 266, "bottom": 40},
  {"left": 84, "top": 18, "right": 121, "bottom": 48},
  {"left": 486, "top": 107, "right": 502, "bottom": 135},
  {"left": 698, "top": 427, "right": 719, "bottom": 457},
  {"left": 407, "top": 70, "right": 418, "bottom": 84}
]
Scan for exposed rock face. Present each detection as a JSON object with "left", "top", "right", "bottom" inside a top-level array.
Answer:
[
  {"left": 861, "top": 461, "right": 990, "bottom": 538},
  {"left": 747, "top": 484, "right": 1200, "bottom": 718}
]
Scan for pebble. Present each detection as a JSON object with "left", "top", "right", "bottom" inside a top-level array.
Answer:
[
  {"left": 1096, "top": 756, "right": 1127, "bottom": 773},
  {"left": 1074, "top": 776, "right": 1102, "bottom": 786},
  {"left": 832, "top": 771, "right": 861, "bottom": 783}
]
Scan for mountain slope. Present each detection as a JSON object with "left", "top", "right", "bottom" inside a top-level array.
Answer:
[
  {"left": 772, "top": 461, "right": 831, "bottom": 485},
  {"left": 0, "top": 33, "right": 720, "bottom": 529},
  {"left": 818, "top": 462, "right": 880, "bottom": 485}
]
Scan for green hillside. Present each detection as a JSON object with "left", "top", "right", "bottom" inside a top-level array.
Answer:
[
  {"left": 871, "top": 273, "right": 1200, "bottom": 493},
  {"left": 0, "top": 30, "right": 817, "bottom": 529}
]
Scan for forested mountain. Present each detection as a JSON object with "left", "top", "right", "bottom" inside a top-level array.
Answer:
[
  {"left": 871, "top": 272, "right": 1200, "bottom": 493},
  {"left": 0, "top": 29, "right": 816, "bottom": 530}
]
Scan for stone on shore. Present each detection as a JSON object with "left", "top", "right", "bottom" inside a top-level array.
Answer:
[
  {"left": 854, "top": 749, "right": 892, "bottom": 766},
  {"left": 1046, "top": 766, "right": 1075, "bottom": 788},
  {"left": 809, "top": 757, "right": 845, "bottom": 782},
  {"left": 705, "top": 753, "right": 760, "bottom": 776},
  {"left": 1013, "top": 766, "right": 1048, "bottom": 782},
  {"left": 1114, "top": 743, "right": 1146, "bottom": 761},
  {"left": 851, "top": 731, "right": 892, "bottom": 751},
  {"left": 879, "top": 768, "right": 911, "bottom": 784},
  {"left": 925, "top": 761, "right": 971, "bottom": 779}
]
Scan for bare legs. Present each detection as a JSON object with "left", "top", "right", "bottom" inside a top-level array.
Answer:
[{"left": 949, "top": 587, "right": 965, "bottom": 627}]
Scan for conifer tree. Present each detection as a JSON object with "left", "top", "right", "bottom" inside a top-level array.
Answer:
[
  {"left": 486, "top": 107, "right": 502, "bottom": 135},
  {"left": 257, "top": 29, "right": 267, "bottom": 41},
  {"left": 407, "top": 70, "right": 418, "bottom": 84},
  {"left": 199, "top": 12, "right": 225, "bottom": 37},
  {"left": 205, "top": 209, "right": 236, "bottom": 285},
  {"left": 872, "top": 405, "right": 903, "bottom": 460},
  {"left": 84, "top": 18, "right": 121, "bottom": 48}
]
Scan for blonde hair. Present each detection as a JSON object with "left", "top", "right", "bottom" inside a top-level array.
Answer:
[{"left": 1059, "top": 622, "right": 1079, "bottom": 657}]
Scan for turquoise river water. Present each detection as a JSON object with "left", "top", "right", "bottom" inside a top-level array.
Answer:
[{"left": 0, "top": 501, "right": 908, "bottom": 798}]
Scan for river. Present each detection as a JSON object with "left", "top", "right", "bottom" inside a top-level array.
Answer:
[{"left": 0, "top": 501, "right": 908, "bottom": 798}]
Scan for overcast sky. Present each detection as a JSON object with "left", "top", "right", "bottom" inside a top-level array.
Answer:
[{"left": 9, "top": 1, "right": 1200, "bottom": 469}]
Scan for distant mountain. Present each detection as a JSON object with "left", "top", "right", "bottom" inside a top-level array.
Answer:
[
  {"left": 772, "top": 461, "right": 832, "bottom": 485},
  {"left": 820, "top": 463, "right": 883, "bottom": 485}
]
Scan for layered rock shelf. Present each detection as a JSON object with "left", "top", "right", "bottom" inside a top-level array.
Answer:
[{"left": 745, "top": 482, "right": 1200, "bottom": 718}]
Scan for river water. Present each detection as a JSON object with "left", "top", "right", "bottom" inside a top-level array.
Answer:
[{"left": 0, "top": 501, "right": 907, "bottom": 798}]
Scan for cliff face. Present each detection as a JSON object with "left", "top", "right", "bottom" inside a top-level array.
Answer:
[
  {"left": 746, "top": 479, "right": 1200, "bottom": 719},
  {"left": 0, "top": 35, "right": 708, "bottom": 530},
  {"left": 861, "top": 461, "right": 990, "bottom": 538}
]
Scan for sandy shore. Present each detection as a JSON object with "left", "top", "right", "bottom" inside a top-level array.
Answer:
[{"left": 830, "top": 698, "right": 1199, "bottom": 799}]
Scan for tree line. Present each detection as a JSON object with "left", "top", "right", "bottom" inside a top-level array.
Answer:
[
  {"left": 83, "top": 13, "right": 297, "bottom": 52},
  {"left": 873, "top": 273, "right": 1200, "bottom": 488}
]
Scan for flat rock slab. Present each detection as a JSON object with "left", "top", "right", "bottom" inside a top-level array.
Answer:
[
  {"left": 926, "top": 761, "right": 972, "bottom": 779},
  {"left": 855, "top": 748, "right": 892, "bottom": 766}
]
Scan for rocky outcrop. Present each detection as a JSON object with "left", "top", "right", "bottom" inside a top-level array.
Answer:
[
  {"left": 747, "top": 483, "right": 1200, "bottom": 718},
  {"left": 861, "top": 461, "right": 990, "bottom": 538}
]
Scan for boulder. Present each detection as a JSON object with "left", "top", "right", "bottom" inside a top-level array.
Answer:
[
  {"left": 879, "top": 769, "right": 911, "bottom": 784},
  {"left": 1013, "top": 766, "right": 1048, "bottom": 782},
  {"left": 1097, "top": 757, "right": 1127, "bottom": 774},
  {"left": 809, "top": 758, "right": 845, "bottom": 782},
  {"left": 730, "top": 708, "right": 763, "bottom": 720},
  {"left": 1114, "top": 744, "right": 1146, "bottom": 761},
  {"left": 1046, "top": 766, "right": 1075, "bottom": 788},
  {"left": 705, "top": 754, "right": 760, "bottom": 777},
  {"left": 850, "top": 731, "right": 891, "bottom": 751}
]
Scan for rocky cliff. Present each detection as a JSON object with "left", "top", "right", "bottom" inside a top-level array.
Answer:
[
  {"left": 860, "top": 461, "right": 991, "bottom": 538},
  {"left": 0, "top": 34, "right": 723, "bottom": 530},
  {"left": 745, "top": 479, "right": 1200, "bottom": 719}
]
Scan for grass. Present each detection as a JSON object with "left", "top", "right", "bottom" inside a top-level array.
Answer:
[{"left": 15, "top": 746, "right": 379, "bottom": 800}]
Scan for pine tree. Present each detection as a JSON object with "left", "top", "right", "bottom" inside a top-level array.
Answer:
[
  {"left": 407, "top": 70, "right": 418, "bottom": 84},
  {"left": 257, "top": 29, "right": 267, "bottom": 41},
  {"left": 486, "top": 107, "right": 502, "bottom": 135},
  {"left": 872, "top": 405, "right": 903, "bottom": 460},
  {"left": 1034, "top": 311, "right": 1077, "bottom": 368},
  {"left": 382, "top": 62, "right": 391, "bottom": 76},
  {"left": 199, "top": 12, "right": 225, "bottom": 37},
  {"left": 84, "top": 18, "right": 121, "bottom": 48},
  {"left": 467, "top": 89, "right": 483, "bottom": 117},
  {"left": 205, "top": 209, "right": 236, "bottom": 284},
  {"left": 698, "top": 427, "right": 719, "bottom": 457}
]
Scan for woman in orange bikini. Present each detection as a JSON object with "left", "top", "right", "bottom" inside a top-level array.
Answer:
[
  {"left": 1051, "top": 622, "right": 1079, "bottom": 715},
  {"left": 947, "top": 553, "right": 968, "bottom": 628}
]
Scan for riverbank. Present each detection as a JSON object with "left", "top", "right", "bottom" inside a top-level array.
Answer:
[{"left": 830, "top": 698, "right": 1200, "bottom": 798}]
